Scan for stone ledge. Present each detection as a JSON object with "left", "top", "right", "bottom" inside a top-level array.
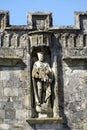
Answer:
[
  {"left": 62, "top": 48, "right": 87, "bottom": 60},
  {"left": 63, "top": 56, "right": 87, "bottom": 60},
  {"left": 26, "top": 117, "right": 63, "bottom": 124},
  {"left": 0, "top": 57, "right": 22, "bottom": 66}
]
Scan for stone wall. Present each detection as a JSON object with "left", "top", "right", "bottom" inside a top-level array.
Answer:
[
  {"left": 0, "top": 10, "right": 87, "bottom": 130},
  {"left": 63, "top": 60, "right": 87, "bottom": 130}
]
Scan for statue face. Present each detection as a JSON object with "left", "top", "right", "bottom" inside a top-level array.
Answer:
[{"left": 37, "top": 52, "right": 44, "bottom": 62}]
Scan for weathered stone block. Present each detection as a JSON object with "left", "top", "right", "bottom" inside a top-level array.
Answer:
[
  {"left": 11, "top": 124, "right": 24, "bottom": 130},
  {"left": 5, "top": 108, "right": 15, "bottom": 119},
  {"left": 16, "top": 110, "right": 26, "bottom": 119},
  {"left": 83, "top": 123, "right": 87, "bottom": 130},
  {"left": 0, "top": 110, "right": 5, "bottom": 119},
  {"left": 0, "top": 10, "right": 9, "bottom": 29},
  {"left": 1, "top": 71, "right": 10, "bottom": 81},
  {"left": 0, "top": 123, "right": 11, "bottom": 130},
  {"left": 0, "top": 86, "right": 4, "bottom": 97},
  {"left": 35, "top": 123, "right": 63, "bottom": 130},
  {"left": 4, "top": 88, "right": 18, "bottom": 96}
]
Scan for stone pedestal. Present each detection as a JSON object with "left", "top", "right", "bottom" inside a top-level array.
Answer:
[
  {"left": 38, "top": 113, "right": 48, "bottom": 118},
  {"left": 26, "top": 117, "right": 63, "bottom": 130}
]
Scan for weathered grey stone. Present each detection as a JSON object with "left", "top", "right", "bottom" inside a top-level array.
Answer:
[
  {"left": 14, "top": 101, "right": 24, "bottom": 109},
  {"left": 27, "top": 12, "right": 52, "bottom": 30},
  {"left": 35, "top": 123, "right": 63, "bottom": 130},
  {"left": 0, "top": 11, "right": 9, "bottom": 29},
  {"left": 0, "top": 110, "right": 5, "bottom": 119},
  {"left": 5, "top": 108, "right": 15, "bottom": 119},
  {"left": 1, "top": 71, "right": 10, "bottom": 81},
  {"left": 16, "top": 110, "right": 26, "bottom": 119},
  {"left": 0, "top": 86, "right": 4, "bottom": 98},
  {"left": 0, "top": 10, "right": 87, "bottom": 130},
  {"left": 83, "top": 123, "right": 87, "bottom": 130},
  {"left": 4, "top": 88, "right": 18, "bottom": 96},
  {"left": 0, "top": 123, "right": 10, "bottom": 130}
]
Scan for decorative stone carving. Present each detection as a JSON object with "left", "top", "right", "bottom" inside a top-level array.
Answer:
[
  {"left": 27, "top": 12, "right": 52, "bottom": 30},
  {"left": 75, "top": 34, "right": 83, "bottom": 48},
  {"left": 67, "top": 34, "right": 75, "bottom": 48},
  {"left": 10, "top": 33, "right": 18, "bottom": 48},
  {"left": 61, "top": 33, "right": 68, "bottom": 47},
  {"left": 19, "top": 34, "right": 28, "bottom": 48},
  {"left": 36, "top": 19, "right": 45, "bottom": 30},
  {"left": 29, "top": 33, "right": 51, "bottom": 49},
  {"left": 32, "top": 52, "right": 54, "bottom": 118},
  {"left": 3, "top": 33, "right": 10, "bottom": 47}
]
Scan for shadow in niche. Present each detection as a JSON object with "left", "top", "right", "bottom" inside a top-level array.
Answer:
[
  {"left": 52, "top": 35, "right": 71, "bottom": 130},
  {"left": 31, "top": 46, "right": 51, "bottom": 118},
  {"left": 29, "top": 41, "right": 71, "bottom": 129},
  {"left": 0, "top": 59, "right": 26, "bottom": 71}
]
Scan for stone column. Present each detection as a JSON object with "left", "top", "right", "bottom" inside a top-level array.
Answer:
[
  {"left": 52, "top": 34, "right": 60, "bottom": 118},
  {"left": 53, "top": 54, "right": 60, "bottom": 118},
  {"left": 24, "top": 36, "right": 33, "bottom": 119},
  {"left": 25, "top": 52, "right": 33, "bottom": 118}
]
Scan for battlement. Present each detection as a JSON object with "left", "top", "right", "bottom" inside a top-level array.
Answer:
[
  {"left": 0, "top": 10, "right": 9, "bottom": 29},
  {"left": 27, "top": 12, "right": 52, "bottom": 30},
  {"left": 74, "top": 11, "right": 87, "bottom": 31},
  {"left": 0, "top": 10, "right": 87, "bottom": 32}
]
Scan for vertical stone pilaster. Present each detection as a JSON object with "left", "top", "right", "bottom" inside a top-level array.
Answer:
[
  {"left": 67, "top": 34, "right": 75, "bottom": 48},
  {"left": 61, "top": 34, "right": 68, "bottom": 48},
  {"left": 76, "top": 34, "right": 84, "bottom": 48},
  {"left": 25, "top": 52, "right": 33, "bottom": 118},
  {"left": 52, "top": 55, "right": 60, "bottom": 118}
]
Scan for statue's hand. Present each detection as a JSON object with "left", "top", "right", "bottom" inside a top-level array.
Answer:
[
  {"left": 32, "top": 70, "right": 41, "bottom": 79},
  {"left": 46, "top": 70, "right": 50, "bottom": 74},
  {"left": 34, "top": 72, "right": 39, "bottom": 79}
]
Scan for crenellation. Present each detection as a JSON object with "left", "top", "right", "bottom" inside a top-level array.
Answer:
[
  {"left": 0, "top": 10, "right": 9, "bottom": 29},
  {"left": 74, "top": 11, "right": 87, "bottom": 31},
  {"left": 27, "top": 12, "right": 52, "bottom": 30}
]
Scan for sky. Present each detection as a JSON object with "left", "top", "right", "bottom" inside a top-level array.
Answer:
[{"left": 0, "top": 0, "right": 87, "bottom": 26}]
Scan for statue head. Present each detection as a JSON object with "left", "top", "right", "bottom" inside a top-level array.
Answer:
[{"left": 37, "top": 52, "right": 44, "bottom": 62}]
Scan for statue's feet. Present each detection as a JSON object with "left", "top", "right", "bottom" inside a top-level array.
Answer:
[
  {"left": 36, "top": 102, "right": 52, "bottom": 118},
  {"left": 36, "top": 105, "right": 41, "bottom": 113}
]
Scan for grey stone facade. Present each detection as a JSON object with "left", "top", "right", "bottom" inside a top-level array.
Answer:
[{"left": 0, "top": 10, "right": 87, "bottom": 130}]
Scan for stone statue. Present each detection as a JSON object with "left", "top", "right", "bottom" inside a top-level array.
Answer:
[{"left": 32, "top": 52, "right": 54, "bottom": 118}]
